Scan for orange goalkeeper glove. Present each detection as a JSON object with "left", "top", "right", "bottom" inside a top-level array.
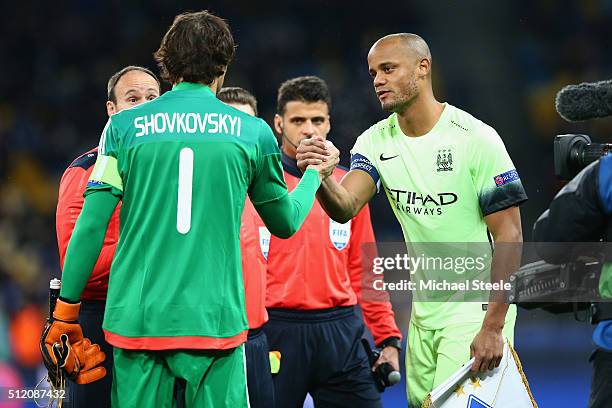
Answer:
[{"left": 40, "top": 299, "right": 106, "bottom": 385}]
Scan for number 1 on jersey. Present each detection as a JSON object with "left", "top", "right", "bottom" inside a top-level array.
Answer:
[{"left": 177, "top": 147, "right": 193, "bottom": 234}]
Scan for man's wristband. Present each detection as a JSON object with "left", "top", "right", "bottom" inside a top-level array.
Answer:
[{"left": 378, "top": 337, "right": 402, "bottom": 352}]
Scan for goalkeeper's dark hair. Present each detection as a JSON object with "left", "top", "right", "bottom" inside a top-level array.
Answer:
[
  {"left": 154, "top": 11, "right": 235, "bottom": 85},
  {"left": 277, "top": 76, "right": 331, "bottom": 115},
  {"left": 107, "top": 66, "right": 160, "bottom": 102},
  {"left": 218, "top": 87, "right": 258, "bottom": 116}
]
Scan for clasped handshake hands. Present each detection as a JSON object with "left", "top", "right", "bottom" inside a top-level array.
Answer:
[
  {"left": 40, "top": 299, "right": 106, "bottom": 387},
  {"left": 296, "top": 136, "right": 340, "bottom": 181}
]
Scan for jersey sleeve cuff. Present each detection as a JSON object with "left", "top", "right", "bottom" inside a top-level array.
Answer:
[
  {"left": 481, "top": 190, "right": 528, "bottom": 216},
  {"left": 85, "top": 183, "right": 124, "bottom": 199}
]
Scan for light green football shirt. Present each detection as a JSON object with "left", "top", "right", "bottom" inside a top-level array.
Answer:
[
  {"left": 350, "top": 103, "right": 527, "bottom": 329},
  {"left": 86, "top": 82, "right": 289, "bottom": 342}
]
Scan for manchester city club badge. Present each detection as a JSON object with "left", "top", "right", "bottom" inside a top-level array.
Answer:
[{"left": 436, "top": 148, "right": 454, "bottom": 172}]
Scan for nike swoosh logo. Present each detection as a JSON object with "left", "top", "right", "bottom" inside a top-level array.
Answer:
[{"left": 380, "top": 153, "right": 399, "bottom": 161}]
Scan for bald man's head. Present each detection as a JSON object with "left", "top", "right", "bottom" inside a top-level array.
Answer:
[
  {"left": 371, "top": 33, "right": 431, "bottom": 64},
  {"left": 367, "top": 33, "right": 433, "bottom": 113},
  {"left": 368, "top": 33, "right": 431, "bottom": 73}
]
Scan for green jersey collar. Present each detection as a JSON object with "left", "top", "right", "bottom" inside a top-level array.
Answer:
[{"left": 172, "top": 82, "right": 215, "bottom": 96}]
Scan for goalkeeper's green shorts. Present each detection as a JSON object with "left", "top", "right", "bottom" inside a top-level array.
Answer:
[
  {"left": 405, "top": 314, "right": 516, "bottom": 408},
  {"left": 111, "top": 345, "right": 248, "bottom": 408}
]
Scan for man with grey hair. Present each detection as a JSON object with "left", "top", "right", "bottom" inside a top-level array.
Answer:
[{"left": 297, "top": 33, "right": 527, "bottom": 407}]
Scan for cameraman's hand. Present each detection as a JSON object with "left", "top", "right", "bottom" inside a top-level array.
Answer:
[
  {"left": 297, "top": 136, "right": 339, "bottom": 181},
  {"left": 373, "top": 346, "right": 400, "bottom": 372}
]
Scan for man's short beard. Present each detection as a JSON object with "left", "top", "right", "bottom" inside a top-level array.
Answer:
[
  {"left": 382, "top": 92, "right": 418, "bottom": 113},
  {"left": 382, "top": 80, "right": 419, "bottom": 113}
]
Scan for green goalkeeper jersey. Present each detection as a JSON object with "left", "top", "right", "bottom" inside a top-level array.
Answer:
[
  {"left": 350, "top": 103, "right": 527, "bottom": 330},
  {"left": 87, "top": 82, "right": 292, "bottom": 349}
]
